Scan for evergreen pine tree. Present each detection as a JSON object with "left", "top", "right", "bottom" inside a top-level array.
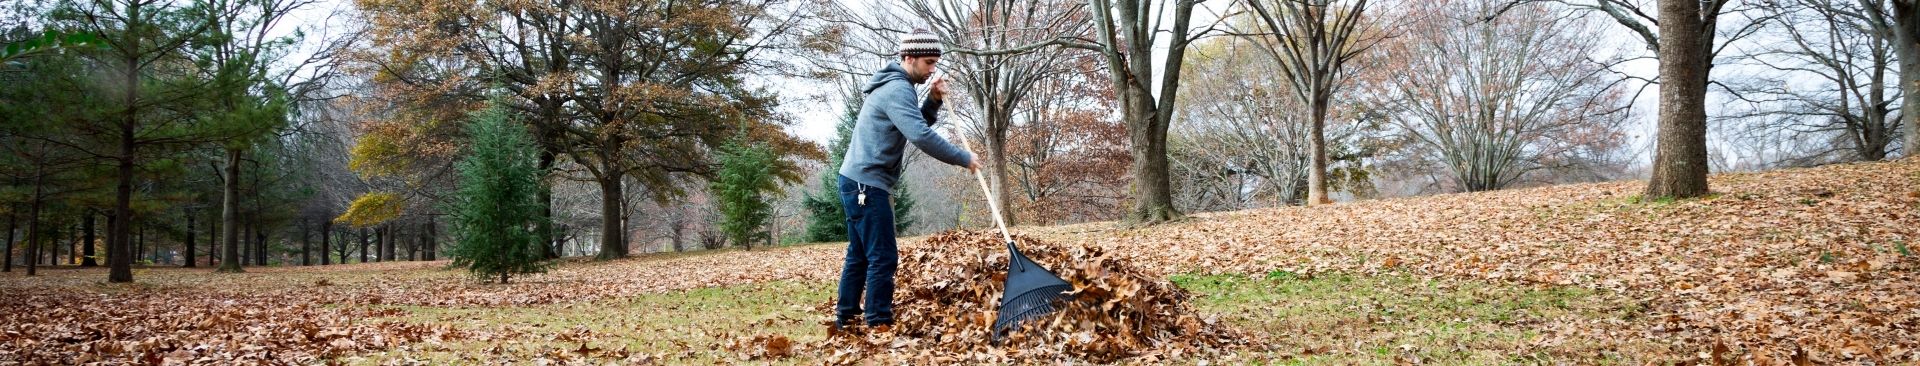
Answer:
[
  {"left": 446, "top": 98, "right": 550, "bottom": 283},
  {"left": 711, "top": 137, "right": 778, "bottom": 250}
]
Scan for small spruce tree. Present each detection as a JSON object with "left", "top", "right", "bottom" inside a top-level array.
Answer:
[
  {"left": 447, "top": 99, "right": 550, "bottom": 283},
  {"left": 712, "top": 137, "right": 778, "bottom": 250}
]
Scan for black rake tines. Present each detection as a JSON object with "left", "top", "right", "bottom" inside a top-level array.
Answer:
[{"left": 990, "top": 240, "right": 1073, "bottom": 343}]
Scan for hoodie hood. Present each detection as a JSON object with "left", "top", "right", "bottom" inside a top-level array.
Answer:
[{"left": 864, "top": 62, "right": 911, "bottom": 94}]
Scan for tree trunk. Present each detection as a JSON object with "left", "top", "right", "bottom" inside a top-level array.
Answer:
[
  {"left": 4, "top": 213, "right": 15, "bottom": 272},
  {"left": 986, "top": 112, "right": 1018, "bottom": 227},
  {"left": 135, "top": 222, "right": 144, "bottom": 265},
  {"left": 109, "top": 140, "right": 136, "bottom": 281},
  {"left": 26, "top": 178, "right": 43, "bottom": 276},
  {"left": 376, "top": 225, "right": 386, "bottom": 261},
  {"left": 319, "top": 218, "right": 331, "bottom": 265},
  {"left": 183, "top": 209, "right": 196, "bottom": 267},
  {"left": 218, "top": 148, "right": 244, "bottom": 273},
  {"left": 339, "top": 228, "right": 350, "bottom": 264},
  {"left": 537, "top": 150, "right": 559, "bottom": 259},
  {"left": 385, "top": 225, "right": 396, "bottom": 261},
  {"left": 64, "top": 224, "right": 74, "bottom": 265},
  {"left": 1306, "top": 93, "right": 1333, "bottom": 205},
  {"left": 81, "top": 211, "right": 97, "bottom": 267},
  {"left": 255, "top": 230, "right": 267, "bottom": 265},
  {"left": 207, "top": 207, "right": 218, "bottom": 267},
  {"left": 1645, "top": 0, "right": 1714, "bottom": 199},
  {"left": 407, "top": 228, "right": 417, "bottom": 261},
  {"left": 1893, "top": 0, "right": 1920, "bottom": 158},
  {"left": 300, "top": 221, "right": 310, "bottom": 266},
  {"left": 358, "top": 227, "right": 369, "bottom": 263},
  {"left": 424, "top": 215, "right": 436, "bottom": 261},
  {"left": 240, "top": 217, "right": 252, "bottom": 266},
  {"left": 596, "top": 170, "right": 627, "bottom": 260},
  {"left": 1124, "top": 87, "right": 1179, "bottom": 223},
  {"left": 26, "top": 209, "right": 39, "bottom": 276}
]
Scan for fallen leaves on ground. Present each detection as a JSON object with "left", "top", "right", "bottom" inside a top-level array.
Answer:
[
  {"left": 1026, "top": 159, "right": 1920, "bottom": 363},
  {"left": 3, "top": 159, "right": 1916, "bottom": 364},
  {"left": 809, "top": 230, "right": 1244, "bottom": 363},
  {"left": 0, "top": 289, "right": 464, "bottom": 364}
]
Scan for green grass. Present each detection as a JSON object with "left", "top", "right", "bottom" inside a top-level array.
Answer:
[
  {"left": 332, "top": 270, "right": 1666, "bottom": 364},
  {"left": 1170, "top": 272, "right": 1660, "bottom": 364}
]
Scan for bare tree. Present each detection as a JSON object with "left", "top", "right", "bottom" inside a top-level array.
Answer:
[
  {"left": 1722, "top": 0, "right": 1903, "bottom": 163},
  {"left": 1487, "top": 0, "right": 1770, "bottom": 198},
  {"left": 1175, "top": 35, "right": 1384, "bottom": 209},
  {"left": 1237, "top": 0, "right": 1384, "bottom": 205},
  {"left": 906, "top": 0, "right": 1091, "bottom": 227},
  {"left": 1003, "top": 58, "right": 1131, "bottom": 224},
  {"left": 1379, "top": 0, "right": 1631, "bottom": 192}
]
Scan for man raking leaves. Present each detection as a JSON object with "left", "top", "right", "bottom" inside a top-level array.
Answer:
[{"left": 831, "top": 28, "right": 981, "bottom": 332}]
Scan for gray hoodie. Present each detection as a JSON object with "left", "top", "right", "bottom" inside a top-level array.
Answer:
[{"left": 838, "top": 62, "right": 975, "bottom": 193}]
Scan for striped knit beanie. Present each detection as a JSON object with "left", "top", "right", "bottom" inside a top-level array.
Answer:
[{"left": 898, "top": 28, "right": 943, "bottom": 57}]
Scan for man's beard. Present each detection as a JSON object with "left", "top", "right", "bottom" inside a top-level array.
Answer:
[{"left": 907, "top": 71, "right": 929, "bottom": 84}]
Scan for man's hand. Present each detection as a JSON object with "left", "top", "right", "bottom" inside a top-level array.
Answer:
[
  {"left": 929, "top": 74, "right": 948, "bottom": 101},
  {"left": 967, "top": 159, "right": 980, "bottom": 173}
]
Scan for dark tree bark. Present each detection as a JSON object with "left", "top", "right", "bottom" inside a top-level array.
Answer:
[
  {"left": 135, "top": 222, "right": 145, "bottom": 265},
  {"left": 4, "top": 213, "right": 15, "bottom": 272},
  {"left": 217, "top": 148, "right": 243, "bottom": 272},
  {"left": 183, "top": 209, "right": 196, "bottom": 267},
  {"left": 337, "top": 227, "right": 350, "bottom": 264},
  {"left": 537, "top": 151, "right": 559, "bottom": 259},
  {"left": 218, "top": 149, "right": 244, "bottom": 273},
  {"left": 1071, "top": 0, "right": 1202, "bottom": 222},
  {"left": 254, "top": 230, "right": 267, "bottom": 266},
  {"left": 423, "top": 216, "right": 436, "bottom": 261},
  {"left": 81, "top": 211, "right": 97, "bottom": 267},
  {"left": 240, "top": 218, "right": 252, "bottom": 266},
  {"left": 1645, "top": 0, "right": 1718, "bottom": 199},
  {"left": 596, "top": 170, "right": 626, "bottom": 260},
  {"left": 319, "top": 218, "right": 331, "bottom": 265},
  {"left": 300, "top": 221, "right": 310, "bottom": 266},
  {"left": 65, "top": 224, "right": 75, "bottom": 265},
  {"left": 375, "top": 225, "right": 386, "bottom": 262},
  {"left": 26, "top": 185, "right": 43, "bottom": 275},
  {"left": 358, "top": 227, "right": 369, "bottom": 263},
  {"left": 105, "top": 26, "right": 137, "bottom": 283},
  {"left": 383, "top": 224, "right": 395, "bottom": 261},
  {"left": 1889, "top": 0, "right": 1920, "bottom": 157},
  {"left": 207, "top": 207, "right": 217, "bottom": 267}
]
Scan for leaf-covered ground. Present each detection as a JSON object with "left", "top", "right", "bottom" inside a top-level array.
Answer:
[{"left": 2, "top": 159, "right": 1915, "bottom": 364}]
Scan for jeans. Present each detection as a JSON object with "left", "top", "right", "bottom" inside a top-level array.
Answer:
[{"left": 835, "top": 174, "right": 897, "bottom": 326}]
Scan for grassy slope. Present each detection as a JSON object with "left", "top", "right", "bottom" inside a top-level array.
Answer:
[{"left": 4, "top": 159, "right": 1915, "bottom": 364}]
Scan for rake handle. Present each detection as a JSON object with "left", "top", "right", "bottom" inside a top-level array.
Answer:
[{"left": 954, "top": 130, "right": 1014, "bottom": 245}]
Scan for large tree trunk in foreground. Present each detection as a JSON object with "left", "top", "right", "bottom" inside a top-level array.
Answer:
[
  {"left": 217, "top": 149, "right": 244, "bottom": 273},
  {"left": 1892, "top": 0, "right": 1920, "bottom": 158},
  {"left": 1306, "top": 94, "right": 1332, "bottom": 205},
  {"left": 1645, "top": 0, "right": 1715, "bottom": 199}
]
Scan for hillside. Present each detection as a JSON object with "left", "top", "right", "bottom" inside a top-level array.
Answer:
[{"left": 2, "top": 159, "right": 1915, "bottom": 364}]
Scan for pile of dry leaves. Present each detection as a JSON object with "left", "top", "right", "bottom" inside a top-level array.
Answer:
[{"left": 811, "top": 230, "right": 1244, "bottom": 363}]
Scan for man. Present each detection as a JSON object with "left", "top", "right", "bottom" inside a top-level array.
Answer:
[{"left": 834, "top": 28, "right": 978, "bottom": 331}]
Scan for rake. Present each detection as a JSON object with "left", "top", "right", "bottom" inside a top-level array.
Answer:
[{"left": 953, "top": 128, "right": 1073, "bottom": 343}]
